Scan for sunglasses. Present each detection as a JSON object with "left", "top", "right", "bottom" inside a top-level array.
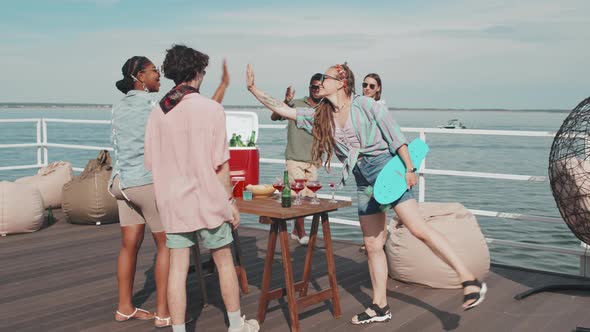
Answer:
[
  {"left": 309, "top": 84, "right": 321, "bottom": 90},
  {"left": 141, "top": 67, "right": 161, "bottom": 74},
  {"left": 362, "top": 82, "right": 377, "bottom": 90},
  {"left": 320, "top": 74, "right": 341, "bottom": 84}
]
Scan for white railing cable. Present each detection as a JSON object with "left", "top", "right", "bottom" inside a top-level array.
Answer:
[
  {"left": 43, "top": 118, "right": 111, "bottom": 125},
  {"left": 45, "top": 143, "right": 113, "bottom": 151}
]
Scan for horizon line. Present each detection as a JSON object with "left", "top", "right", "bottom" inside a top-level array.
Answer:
[{"left": 0, "top": 102, "right": 570, "bottom": 112}]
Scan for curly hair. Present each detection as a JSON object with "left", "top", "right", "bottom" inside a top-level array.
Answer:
[
  {"left": 162, "top": 45, "right": 209, "bottom": 85},
  {"left": 364, "top": 73, "right": 382, "bottom": 101},
  {"left": 115, "top": 56, "right": 151, "bottom": 94},
  {"left": 311, "top": 63, "right": 355, "bottom": 170}
]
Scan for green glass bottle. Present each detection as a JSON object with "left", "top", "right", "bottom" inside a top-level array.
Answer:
[
  {"left": 47, "top": 207, "right": 54, "bottom": 225},
  {"left": 230, "top": 133, "right": 237, "bottom": 147},
  {"left": 236, "top": 135, "right": 244, "bottom": 147},
  {"left": 247, "top": 130, "right": 256, "bottom": 147},
  {"left": 281, "top": 170, "right": 291, "bottom": 208}
]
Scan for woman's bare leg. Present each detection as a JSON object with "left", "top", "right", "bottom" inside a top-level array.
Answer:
[{"left": 394, "top": 199, "right": 480, "bottom": 307}]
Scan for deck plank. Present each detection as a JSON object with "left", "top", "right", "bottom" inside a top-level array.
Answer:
[{"left": 2, "top": 209, "right": 590, "bottom": 331}]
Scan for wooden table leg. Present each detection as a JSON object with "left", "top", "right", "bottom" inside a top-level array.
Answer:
[
  {"left": 190, "top": 244, "right": 208, "bottom": 307},
  {"left": 321, "top": 212, "right": 341, "bottom": 318},
  {"left": 257, "top": 221, "right": 278, "bottom": 324},
  {"left": 278, "top": 219, "right": 300, "bottom": 332},
  {"left": 299, "top": 214, "right": 320, "bottom": 297},
  {"left": 232, "top": 229, "right": 249, "bottom": 294}
]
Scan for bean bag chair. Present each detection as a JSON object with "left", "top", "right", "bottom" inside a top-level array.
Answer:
[
  {"left": 15, "top": 161, "right": 74, "bottom": 209},
  {"left": 385, "top": 202, "right": 490, "bottom": 289},
  {"left": 0, "top": 181, "right": 44, "bottom": 235},
  {"left": 62, "top": 150, "right": 119, "bottom": 225}
]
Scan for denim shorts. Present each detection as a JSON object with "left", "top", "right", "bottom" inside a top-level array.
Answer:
[{"left": 352, "top": 152, "right": 415, "bottom": 216}]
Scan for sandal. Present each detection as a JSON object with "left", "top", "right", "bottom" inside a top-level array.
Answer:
[
  {"left": 115, "top": 307, "right": 154, "bottom": 322},
  {"left": 155, "top": 315, "right": 172, "bottom": 328},
  {"left": 462, "top": 279, "right": 488, "bottom": 310},
  {"left": 350, "top": 303, "right": 392, "bottom": 325}
]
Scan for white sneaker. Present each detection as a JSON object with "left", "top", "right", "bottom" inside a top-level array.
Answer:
[
  {"left": 291, "top": 233, "right": 309, "bottom": 245},
  {"left": 227, "top": 316, "right": 260, "bottom": 332}
]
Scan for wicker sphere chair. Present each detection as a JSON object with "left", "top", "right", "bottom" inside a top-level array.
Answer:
[{"left": 515, "top": 97, "right": 590, "bottom": 318}]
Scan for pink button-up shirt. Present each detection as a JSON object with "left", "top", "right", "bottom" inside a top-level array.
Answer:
[{"left": 144, "top": 93, "right": 232, "bottom": 233}]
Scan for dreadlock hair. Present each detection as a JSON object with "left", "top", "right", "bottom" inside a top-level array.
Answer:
[
  {"left": 162, "top": 44, "right": 209, "bottom": 86},
  {"left": 364, "top": 73, "right": 382, "bottom": 101},
  {"left": 311, "top": 62, "right": 355, "bottom": 170},
  {"left": 115, "top": 56, "right": 151, "bottom": 94}
]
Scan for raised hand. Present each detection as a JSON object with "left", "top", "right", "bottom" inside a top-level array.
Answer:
[
  {"left": 284, "top": 86, "right": 295, "bottom": 104},
  {"left": 221, "top": 59, "right": 229, "bottom": 86},
  {"left": 246, "top": 64, "right": 255, "bottom": 90}
]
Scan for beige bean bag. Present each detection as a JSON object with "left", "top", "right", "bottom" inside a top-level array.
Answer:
[
  {"left": 15, "top": 161, "right": 74, "bottom": 209},
  {"left": 62, "top": 151, "right": 119, "bottom": 225},
  {"left": 0, "top": 181, "right": 44, "bottom": 235},
  {"left": 386, "top": 202, "right": 490, "bottom": 289}
]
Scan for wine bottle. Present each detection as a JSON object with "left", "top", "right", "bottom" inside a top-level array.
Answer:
[
  {"left": 281, "top": 170, "right": 291, "bottom": 208},
  {"left": 230, "top": 133, "right": 237, "bottom": 147}
]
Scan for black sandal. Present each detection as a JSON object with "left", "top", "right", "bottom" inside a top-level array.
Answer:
[
  {"left": 462, "top": 279, "right": 487, "bottom": 311},
  {"left": 351, "top": 303, "right": 392, "bottom": 325}
]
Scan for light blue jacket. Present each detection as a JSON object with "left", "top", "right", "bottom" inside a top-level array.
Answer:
[
  {"left": 110, "top": 90, "right": 158, "bottom": 189},
  {"left": 296, "top": 95, "right": 408, "bottom": 185}
]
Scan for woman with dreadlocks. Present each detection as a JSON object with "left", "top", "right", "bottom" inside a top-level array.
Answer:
[
  {"left": 246, "top": 63, "right": 487, "bottom": 325},
  {"left": 110, "top": 56, "right": 171, "bottom": 327}
]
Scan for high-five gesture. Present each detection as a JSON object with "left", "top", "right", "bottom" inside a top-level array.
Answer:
[
  {"left": 246, "top": 64, "right": 255, "bottom": 90},
  {"left": 221, "top": 59, "right": 229, "bottom": 86},
  {"left": 246, "top": 64, "right": 297, "bottom": 120},
  {"left": 212, "top": 59, "right": 230, "bottom": 103},
  {"left": 284, "top": 86, "right": 295, "bottom": 105}
]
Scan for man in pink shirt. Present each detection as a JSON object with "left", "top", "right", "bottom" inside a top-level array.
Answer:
[{"left": 144, "top": 45, "right": 259, "bottom": 332}]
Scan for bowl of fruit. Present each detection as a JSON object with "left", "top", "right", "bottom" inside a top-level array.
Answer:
[{"left": 245, "top": 184, "right": 276, "bottom": 197}]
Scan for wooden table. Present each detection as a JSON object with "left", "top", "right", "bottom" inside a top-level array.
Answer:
[{"left": 236, "top": 197, "right": 352, "bottom": 332}]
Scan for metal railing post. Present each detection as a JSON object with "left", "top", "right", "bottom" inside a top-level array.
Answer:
[
  {"left": 42, "top": 118, "right": 48, "bottom": 166},
  {"left": 418, "top": 130, "right": 426, "bottom": 202},
  {"left": 36, "top": 119, "right": 42, "bottom": 168}
]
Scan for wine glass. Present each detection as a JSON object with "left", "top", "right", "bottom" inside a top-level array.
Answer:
[
  {"left": 272, "top": 177, "right": 284, "bottom": 202},
  {"left": 290, "top": 181, "right": 305, "bottom": 205},
  {"left": 328, "top": 181, "right": 337, "bottom": 203},
  {"left": 231, "top": 176, "right": 245, "bottom": 198},
  {"left": 306, "top": 180, "right": 322, "bottom": 204}
]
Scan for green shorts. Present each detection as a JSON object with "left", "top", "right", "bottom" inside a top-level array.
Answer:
[{"left": 166, "top": 222, "right": 233, "bottom": 249}]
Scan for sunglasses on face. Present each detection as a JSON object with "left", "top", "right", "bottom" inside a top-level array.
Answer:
[
  {"left": 141, "top": 67, "right": 161, "bottom": 74},
  {"left": 362, "top": 82, "right": 376, "bottom": 90},
  {"left": 309, "top": 85, "right": 321, "bottom": 91},
  {"left": 320, "top": 74, "right": 341, "bottom": 85}
]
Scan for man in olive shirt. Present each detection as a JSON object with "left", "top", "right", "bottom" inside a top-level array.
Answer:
[{"left": 271, "top": 73, "right": 322, "bottom": 245}]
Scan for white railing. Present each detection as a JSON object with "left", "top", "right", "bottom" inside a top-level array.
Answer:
[{"left": 3, "top": 117, "right": 589, "bottom": 276}]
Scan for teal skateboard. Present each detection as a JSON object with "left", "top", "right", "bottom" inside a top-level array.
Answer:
[{"left": 373, "top": 138, "right": 430, "bottom": 204}]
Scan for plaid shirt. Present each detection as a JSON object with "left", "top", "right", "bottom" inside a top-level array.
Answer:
[{"left": 296, "top": 95, "right": 408, "bottom": 186}]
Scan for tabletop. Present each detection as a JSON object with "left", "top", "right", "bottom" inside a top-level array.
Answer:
[{"left": 236, "top": 196, "right": 352, "bottom": 220}]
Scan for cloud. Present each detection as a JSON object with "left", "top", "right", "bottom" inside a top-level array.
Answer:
[{"left": 1, "top": 0, "right": 589, "bottom": 109}]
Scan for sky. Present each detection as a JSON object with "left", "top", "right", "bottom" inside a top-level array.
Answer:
[{"left": 0, "top": 0, "right": 588, "bottom": 109}]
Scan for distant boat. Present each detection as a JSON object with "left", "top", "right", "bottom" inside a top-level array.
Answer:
[{"left": 438, "top": 119, "right": 466, "bottom": 129}]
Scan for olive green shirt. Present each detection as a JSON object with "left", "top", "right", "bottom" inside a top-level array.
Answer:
[{"left": 283, "top": 97, "right": 315, "bottom": 163}]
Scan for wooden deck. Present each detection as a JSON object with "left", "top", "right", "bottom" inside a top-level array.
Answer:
[{"left": 3, "top": 210, "right": 590, "bottom": 332}]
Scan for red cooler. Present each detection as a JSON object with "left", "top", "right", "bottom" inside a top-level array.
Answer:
[{"left": 226, "top": 111, "right": 259, "bottom": 187}]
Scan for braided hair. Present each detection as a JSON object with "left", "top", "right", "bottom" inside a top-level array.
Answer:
[
  {"left": 115, "top": 56, "right": 151, "bottom": 94},
  {"left": 311, "top": 63, "right": 355, "bottom": 170}
]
